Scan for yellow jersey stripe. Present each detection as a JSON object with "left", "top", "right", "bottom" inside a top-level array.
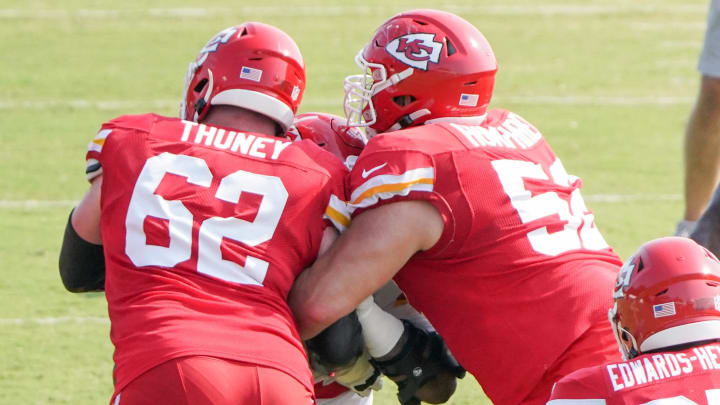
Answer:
[
  {"left": 351, "top": 177, "right": 434, "bottom": 205},
  {"left": 324, "top": 205, "right": 351, "bottom": 229}
]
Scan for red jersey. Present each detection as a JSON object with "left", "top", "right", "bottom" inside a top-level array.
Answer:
[
  {"left": 85, "top": 113, "right": 348, "bottom": 395},
  {"left": 348, "top": 110, "right": 623, "bottom": 404},
  {"left": 548, "top": 343, "right": 720, "bottom": 404}
]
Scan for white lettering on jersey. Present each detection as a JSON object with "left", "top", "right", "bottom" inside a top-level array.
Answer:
[
  {"left": 180, "top": 121, "right": 290, "bottom": 160},
  {"left": 695, "top": 347, "right": 713, "bottom": 370},
  {"left": 608, "top": 364, "right": 624, "bottom": 391},
  {"left": 602, "top": 348, "right": 720, "bottom": 392},
  {"left": 678, "top": 353, "right": 693, "bottom": 373},
  {"left": 629, "top": 359, "right": 648, "bottom": 385},
  {"left": 492, "top": 158, "right": 609, "bottom": 256},
  {"left": 124, "top": 152, "right": 288, "bottom": 286},
  {"left": 451, "top": 112, "right": 542, "bottom": 150},
  {"left": 652, "top": 354, "right": 671, "bottom": 379},
  {"left": 618, "top": 363, "right": 635, "bottom": 389},
  {"left": 709, "top": 345, "right": 720, "bottom": 369}
]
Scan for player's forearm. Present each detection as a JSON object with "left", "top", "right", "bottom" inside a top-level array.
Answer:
[
  {"left": 289, "top": 255, "right": 362, "bottom": 339},
  {"left": 291, "top": 202, "right": 435, "bottom": 338},
  {"left": 59, "top": 209, "right": 106, "bottom": 292},
  {"left": 59, "top": 178, "right": 105, "bottom": 292}
]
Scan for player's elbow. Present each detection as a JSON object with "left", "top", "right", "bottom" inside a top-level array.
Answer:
[
  {"left": 58, "top": 261, "right": 104, "bottom": 293},
  {"left": 58, "top": 212, "right": 106, "bottom": 293},
  {"left": 293, "top": 300, "right": 343, "bottom": 340}
]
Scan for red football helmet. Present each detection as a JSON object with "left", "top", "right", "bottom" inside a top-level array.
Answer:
[
  {"left": 180, "top": 23, "right": 305, "bottom": 132},
  {"left": 289, "top": 112, "right": 365, "bottom": 161},
  {"left": 609, "top": 237, "right": 720, "bottom": 359},
  {"left": 343, "top": 9, "right": 497, "bottom": 136}
]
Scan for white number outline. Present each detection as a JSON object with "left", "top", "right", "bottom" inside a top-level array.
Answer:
[
  {"left": 639, "top": 389, "right": 720, "bottom": 404},
  {"left": 124, "top": 152, "right": 287, "bottom": 286},
  {"left": 491, "top": 158, "right": 608, "bottom": 256}
]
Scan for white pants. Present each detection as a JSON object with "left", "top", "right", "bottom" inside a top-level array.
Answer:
[{"left": 317, "top": 390, "right": 373, "bottom": 405}]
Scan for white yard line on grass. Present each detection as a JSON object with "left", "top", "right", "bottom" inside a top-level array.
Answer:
[
  {"left": 0, "top": 5, "right": 708, "bottom": 19},
  {"left": 0, "top": 200, "right": 76, "bottom": 208},
  {"left": 0, "top": 95, "right": 695, "bottom": 111},
  {"left": 0, "top": 194, "right": 682, "bottom": 211},
  {"left": 584, "top": 194, "right": 681, "bottom": 202},
  {"left": 0, "top": 316, "right": 109, "bottom": 325}
]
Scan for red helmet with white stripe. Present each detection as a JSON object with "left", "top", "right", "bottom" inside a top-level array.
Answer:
[
  {"left": 181, "top": 23, "right": 305, "bottom": 132},
  {"left": 344, "top": 9, "right": 497, "bottom": 136},
  {"left": 609, "top": 237, "right": 720, "bottom": 359},
  {"left": 289, "top": 112, "right": 365, "bottom": 160}
]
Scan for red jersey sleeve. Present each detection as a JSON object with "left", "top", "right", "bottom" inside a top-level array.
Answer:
[
  {"left": 293, "top": 140, "right": 351, "bottom": 233},
  {"left": 547, "top": 366, "right": 609, "bottom": 404},
  {"left": 85, "top": 114, "right": 156, "bottom": 181},
  {"left": 347, "top": 137, "right": 455, "bottom": 251}
]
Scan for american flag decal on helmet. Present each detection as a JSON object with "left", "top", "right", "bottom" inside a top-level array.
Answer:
[
  {"left": 653, "top": 302, "right": 676, "bottom": 318},
  {"left": 240, "top": 66, "right": 263, "bottom": 82},
  {"left": 459, "top": 93, "right": 479, "bottom": 107}
]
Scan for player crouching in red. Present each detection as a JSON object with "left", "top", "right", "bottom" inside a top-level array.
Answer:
[{"left": 548, "top": 237, "right": 720, "bottom": 404}]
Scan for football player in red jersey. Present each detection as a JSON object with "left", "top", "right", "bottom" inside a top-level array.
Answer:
[
  {"left": 547, "top": 237, "right": 720, "bottom": 404},
  {"left": 58, "top": 23, "right": 349, "bottom": 405},
  {"left": 290, "top": 113, "right": 377, "bottom": 405},
  {"left": 289, "top": 9, "right": 624, "bottom": 404},
  {"left": 292, "top": 113, "right": 464, "bottom": 405}
]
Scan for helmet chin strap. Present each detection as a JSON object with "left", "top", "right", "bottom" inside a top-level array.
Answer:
[
  {"left": 387, "top": 109, "right": 431, "bottom": 131},
  {"left": 618, "top": 326, "right": 640, "bottom": 360},
  {"left": 193, "top": 69, "right": 214, "bottom": 122}
]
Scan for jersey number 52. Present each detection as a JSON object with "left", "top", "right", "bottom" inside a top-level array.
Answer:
[{"left": 492, "top": 158, "right": 608, "bottom": 256}]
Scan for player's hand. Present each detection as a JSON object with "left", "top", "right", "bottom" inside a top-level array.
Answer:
[
  {"left": 371, "top": 321, "right": 465, "bottom": 404},
  {"left": 333, "top": 348, "right": 383, "bottom": 396}
]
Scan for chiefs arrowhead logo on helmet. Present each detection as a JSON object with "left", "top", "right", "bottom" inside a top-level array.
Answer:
[{"left": 385, "top": 33, "right": 442, "bottom": 71}]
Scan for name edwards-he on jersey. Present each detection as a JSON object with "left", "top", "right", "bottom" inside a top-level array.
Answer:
[
  {"left": 180, "top": 121, "right": 290, "bottom": 160},
  {"left": 608, "top": 344, "right": 720, "bottom": 392}
]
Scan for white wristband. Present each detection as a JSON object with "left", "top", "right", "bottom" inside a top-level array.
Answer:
[{"left": 356, "top": 295, "right": 406, "bottom": 358}]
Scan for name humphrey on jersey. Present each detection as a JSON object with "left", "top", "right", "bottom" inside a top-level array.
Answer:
[{"left": 451, "top": 112, "right": 543, "bottom": 150}]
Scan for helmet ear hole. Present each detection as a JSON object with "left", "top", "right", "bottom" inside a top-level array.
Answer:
[
  {"left": 194, "top": 78, "right": 208, "bottom": 93},
  {"left": 446, "top": 38, "right": 457, "bottom": 56},
  {"left": 392, "top": 95, "right": 416, "bottom": 107}
]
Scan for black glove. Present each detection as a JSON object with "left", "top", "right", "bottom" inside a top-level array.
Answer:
[{"left": 370, "top": 320, "right": 465, "bottom": 405}]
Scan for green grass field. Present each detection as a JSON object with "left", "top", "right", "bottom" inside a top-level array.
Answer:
[{"left": 0, "top": 0, "right": 711, "bottom": 403}]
